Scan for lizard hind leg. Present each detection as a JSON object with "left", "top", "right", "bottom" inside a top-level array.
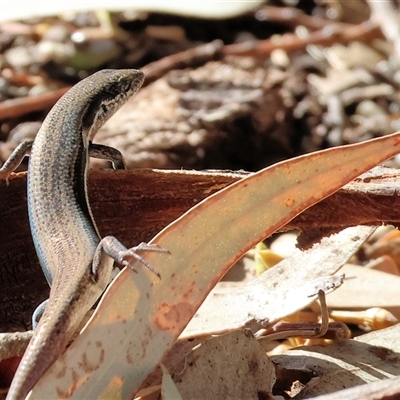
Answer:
[
  {"left": 96, "top": 236, "right": 169, "bottom": 279},
  {"left": 31, "top": 299, "right": 49, "bottom": 329}
]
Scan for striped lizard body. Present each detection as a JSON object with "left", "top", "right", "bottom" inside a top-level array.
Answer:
[{"left": 0, "top": 69, "right": 163, "bottom": 399}]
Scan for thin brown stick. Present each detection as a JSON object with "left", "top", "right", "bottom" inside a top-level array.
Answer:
[
  {"left": 141, "top": 40, "right": 224, "bottom": 86},
  {"left": 224, "top": 20, "right": 383, "bottom": 57},
  {"left": 0, "top": 86, "right": 70, "bottom": 120}
]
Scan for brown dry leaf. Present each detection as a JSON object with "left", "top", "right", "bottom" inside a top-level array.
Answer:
[
  {"left": 327, "top": 264, "right": 400, "bottom": 318},
  {"left": 272, "top": 324, "right": 400, "bottom": 399},
  {"left": 180, "top": 226, "right": 374, "bottom": 339},
  {"left": 173, "top": 329, "right": 275, "bottom": 400}
]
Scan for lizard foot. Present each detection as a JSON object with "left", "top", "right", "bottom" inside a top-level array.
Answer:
[
  {"left": 119, "top": 243, "right": 169, "bottom": 278},
  {"left": 99, "top": 236, "right": 169, "bottom": 279}
]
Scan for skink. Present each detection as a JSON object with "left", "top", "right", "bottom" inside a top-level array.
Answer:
[{"left": 0, "top": 69, "right": 163, "bottom": 399}]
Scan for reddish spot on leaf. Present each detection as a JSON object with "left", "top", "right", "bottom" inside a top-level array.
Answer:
[{"left": 154, "top": 301, "right": 196, "bottom": 334}]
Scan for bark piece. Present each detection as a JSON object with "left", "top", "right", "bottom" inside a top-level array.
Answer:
[{"left": 1, "top": 166, "right": 400, "bottom": 331}]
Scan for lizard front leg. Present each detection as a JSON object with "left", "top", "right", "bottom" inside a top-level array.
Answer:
[{"left": 0, "top": 139, "right": 33, "bottom": 182}]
